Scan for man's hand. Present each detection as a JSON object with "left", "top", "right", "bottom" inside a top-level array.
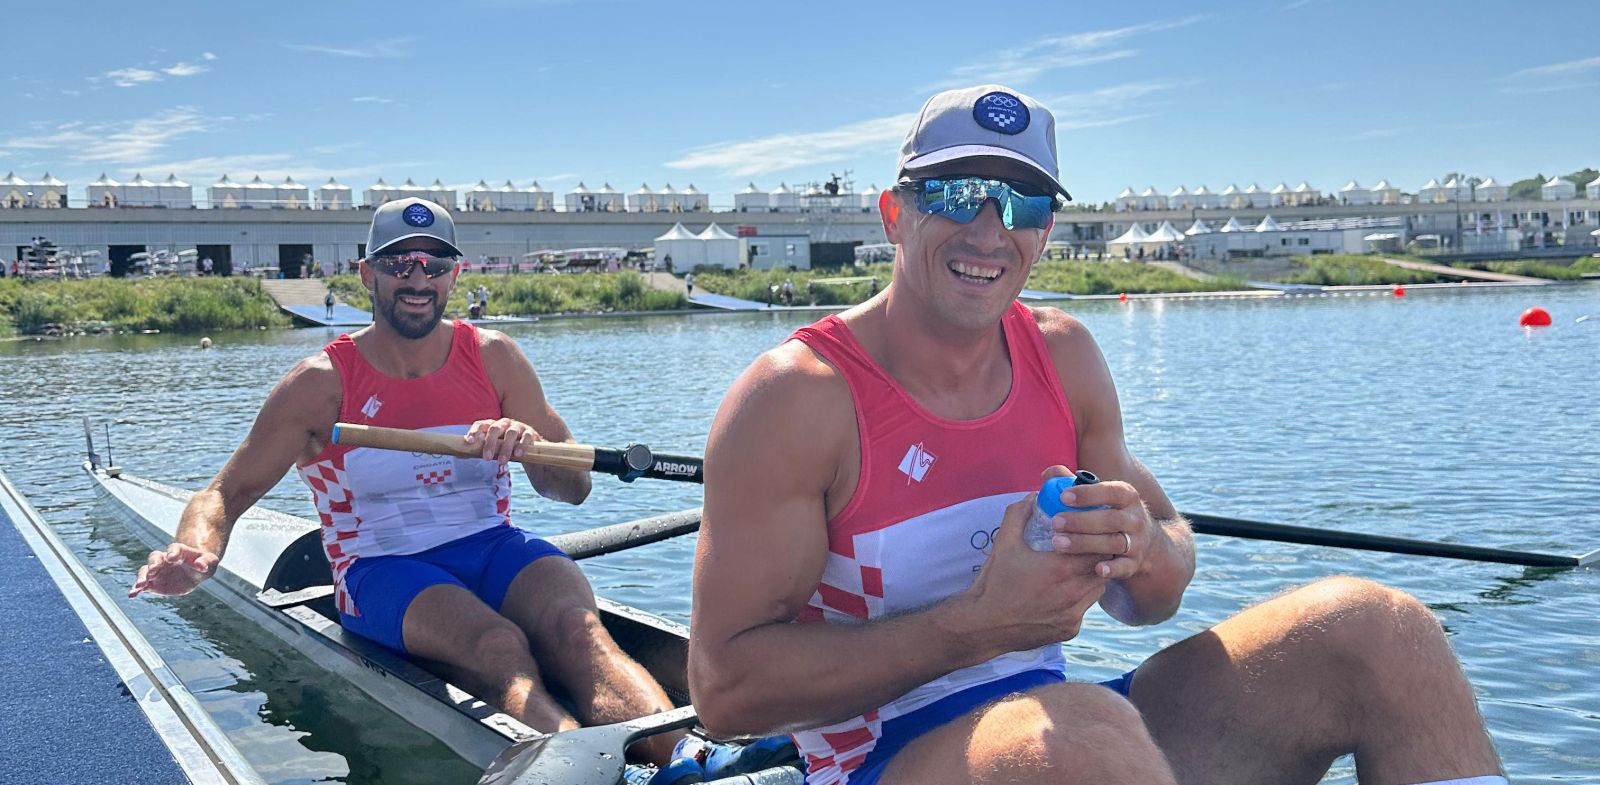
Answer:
[
  {"left": 129, "top": 543, "right": 220, "bottom": 598},
  {"left": 1041, "top": 468, "right": 1156, "bottom": 580},
  {"left": 963, "top": 495, "right": 1108, "bottom": 652},
  {"left": 465, "top": 417, "right": 541, "bottom": 464}
]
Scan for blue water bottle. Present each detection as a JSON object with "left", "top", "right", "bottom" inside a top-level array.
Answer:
[{"left": 1025, "top": 470, "right": 1108, "bottom": 552}]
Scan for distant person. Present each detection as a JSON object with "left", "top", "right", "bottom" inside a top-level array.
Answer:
[
  {"left": 868, "top": 276, "right": 879, "bottom": 297},
  {"left": 324, "top": 290, "right": 336, "bottom": 320},
  {"left": 685, "top": 271, "right": 695, "bottom": 297},
  {"left": 781, "top": 279, "right": 794, "bottom": 306},
  {"left": 476, "top": 284, "right": 489, "bottom": 309},
  {"left": 201, "top": 256, "right": 214, "bottom": 276},
  {"left": 664, "top": 253, "right": 674, "bottom": 273}
]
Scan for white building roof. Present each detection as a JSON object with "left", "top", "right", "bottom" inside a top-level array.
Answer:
[
  {"left": 1293, "top": 181, "right": 1316, "bottom": 193},
  {"left": 1219, "top": 217, "right": 1247, "bottom": 232},
  {"left": 1220, "top": 184, "right": 1240, "bottom": 195},
  {"left": 1442, "top": 177, "right": 1461, "bottom": 188},
  {"left": 635, "top": 183, "right": 653, "bottom": 194},
  {"left": 401, "top": 178, "right": 419, "bottom": 187},
  {"left": 1184, "top": 219, "right": 1213, "bottom": 235},
  {"left": 1169, "top": 186, "right": 1189, "bottom": 198},
  {"left": 598, "top": 183, "right": 617, "bottom": 193},
  {"left": 1373, "top": 179, "right": 1396, "bottom": 190},
  {"left": 2, "top": 172, "right": 26, "bottom": 186},
  {"left": 129, "top": 173, "right": 156, "bottom": 187},
  {"left": 92, "top": 173, "right": 120, "bottom": 186},
  {"left": 1478, "top": 177, "right": 1499, "bottom": 187},
  {"left": 1543, "top": 176, "right": 1565, "bottom": 187},
  {"left": 740, "top": 182, "right": 762, "bottom": 194},
  {"left": 1117, "top": 186, "right": 1137, "bottom": 198},
  {"left": 1139, "top": 186, "right": 1160, "bottom": 197},
  {"left": 164, "top": 174, "right": 189, "bottom": 187},
  {"left": 1108, "top": 223, "right": 1150, "bottom": 244},
  {"left": 1255, "top": 215, "right": 1284, "bottom": 232},
  {"left": 1192, "top": 185, "right": 1212, "bottom": 195},
  {"left": 499, "top": 180, "right": 518, "bottom": 192},
  {"left": 570, "top": 182, "right": 591, "bottom": 194},
  {"left": 246, "top": 176, "right": 272, "bottom": 188},
  {"left": 1270, "top": 183, "right": 1290, "bottom": 194},
  {"left": 771, "top": 183, "right": 791, "bottom": 194},
  {"left": 683, "top": 184, "right": 703, "bottom": 194},
  {"left": 1421, "top": 178, "right": 1440, "bottom": 190},
  {"left": 1341, "top": 180, "right": 1362, "bottom": 192},
  {"left": 659, "top": 183, "right": 678, "bottom": 194},
  {"left": 213, "top": 174, "right": 233, "bottom": 186},
  {"left": 37, "top": 172, "right": 64, "bottom": 186},
  {"left": 1243, "top": 183, "right": 1263, "bottom": 194},
  {"left": 323, "top": 177, "right": 350, "bottom": 190},
  {"left": 524, "top": 181, "right": 549, "bottom": 192},
  {"left": 472, "top": 180, "right": 492, "bottom": 192}
]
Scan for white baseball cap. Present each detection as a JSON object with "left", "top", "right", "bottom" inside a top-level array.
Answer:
[{"left": 898, "top": 84, "right": 1071, "bottom": 201}]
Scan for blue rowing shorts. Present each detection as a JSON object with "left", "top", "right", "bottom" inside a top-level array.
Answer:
[
  {"left": 841, "top": 668, "right": 1136, "bottom": 785},
  {"left": 337, "top": 525, "right": 568, "bottom": 655}
]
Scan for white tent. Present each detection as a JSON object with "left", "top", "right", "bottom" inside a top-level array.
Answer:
[
  {"left": 1106, "top": 223, "right": 1150, "bottom": 256},
  {"left": 565, "top": 182, "right": 597, "bottom": 212},
  {"left": 1292, "top": 181, "right": 1319, "bottom": 205},
  {"left": 594, "top": 183, "right": 625, "bottom": 212},
  {"left": 697, "top": 223, "right": 740, "bottom": 268},
  {"left": 680, "top": 184, "right": 709, "bottom": 212},
  {"left": 1442, "top": 177, "right": 1471, "bottom": 203},
  {"left": 1269, "top": 182, "right": 1291, "bottom": 206},
  {"left": 363, "top": 178, "right": 395, "bottom": 207},
  {"left": 629, "top": 183, "right": 660, "bottom": 213},
  {"left": 1116, "top": 186, "right": 1138, "bottom": 211},
  {"left": 243, "top": 175, "right": 276, "bottom": 208},
  {"left": 426, "top": 179, "right": 456, "bottom": 209},
  {"left": 278, "top": 176, "right": 310, "bottom": 209},
  {"left": 210, "top": 174, "right": 244, "bottom": 208},
  {"left": 317, "top": 177, "right": 351, "bottom": 210},
  {"left": 658, "top": 183, "right": 685, "bottom": 213},
  {"left": 1588, "top": 175, "right": 1600, "bottom": 200},
  {"left": 1542, "top": 175, "right": 1577, "bottom": 200},
  {"left": 1340, "top": 180, "right": 1371, "bottom": 205},
  {"left": 466, "top": 180, "right": 495, "bottom": 211},
  {"left": 1243, "top": 183, "right": 1269, "bottom": 208},
  {"left": 1, "top": 172, "right": 27, "bottom": 208},
  {"left": 1219, "top": 217, "right": 1248, "bottom": 232},
  {"left": 494, "top": 180, "right": 533, "bottom": 211},
  {"left": 1190, "top": 185, "right": 1218, "bottom": 209},
  {"left": 859, "top": 184, "right": 881, "bottom": 212},
  {"left": 770, "top": 182, "right": 799, "bottom": 212},
  {"left": 1474, "top": 177, "right": 1507, "bottom": 202},
  {"left": 734, "top": 182, "right": 769, "bottom": 212},
  {"left": 524, "top": 181, "right": 555, "bottom": 211},
  {"left": 1184, "top": 219, "right": 1214, "bottom": 236},
  {"left": 1255, "top": 215, "right": 1284, "bottom": 232},
  {"left": 1220, "top": 184, "right": 1245, "bottom": 210},
  {"left": 1167, "top": 185, "right": 1191, "bottom": 209},
  {"left": 88, "top": 173, "right": 122, "bottom": 207},
  {"left": 1418, "top": 178, "right": 1443, "bottom": 203},
  {"left": 652, "top": 222, "right": 703, "bottom": 271},
  {"left": 1138, "top": 186, "right": 1167, "bottom": 211},
  {"left": 395, "top": 178, "right": 430, "bottom": 202},
  {"left": 158, "top": 174, "right": 192, "bottom": 208},
  {"left": 122, "top": 173, "right": 160, "bottom": 207},
  {"left": 1146, "top": 221, "right": 1185, "bottom": 243},
  {"left": 1371, "top": 180, "right": 1401, "bottom": 204}
]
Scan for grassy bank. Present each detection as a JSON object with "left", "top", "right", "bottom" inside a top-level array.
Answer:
[
  {"left": 0, "top": 276, "right": 290, "bottom": 336},
  {"left": 324, "top": 271, "right": 687, "bottom": 316},
  {"left": 1270, "top": 254, "right": 1598, "bottom": 285},
  {"left": 1026, "top": 260, "right": 1249, "bottom": 294},
  {"left": 692, "top": 264, "right": 894, "bottom": 305}
]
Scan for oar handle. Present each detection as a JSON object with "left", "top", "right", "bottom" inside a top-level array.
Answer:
[{"left": 332, "top": 423, "right": 597, "bottom": 472}]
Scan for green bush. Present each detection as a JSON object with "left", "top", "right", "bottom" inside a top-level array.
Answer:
[
  {"left": 0, "top": 276, "right": 289, "bottom": 335},
  {"left": 1272, "top": 255, "right": 1441, "bottom": 285},
  {"left": 693, "top": 264, "right": 893, "bottom": 305},
  {"left": 324, "top": 271, "right": 687, "bottom": 316},
  {"left": 1027, "top": 260, "right": 1248, "bottom": 294},
  {"left": 1570, "top": 256, "right": 1600, "bottom": 275}
]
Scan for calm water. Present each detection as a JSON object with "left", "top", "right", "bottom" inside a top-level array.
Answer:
[{"left": 2, "top": 284, "right": 1597, "bottom": 784}]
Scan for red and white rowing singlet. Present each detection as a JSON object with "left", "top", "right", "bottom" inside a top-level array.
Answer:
[
  {"left": 787, "top": 301, "right": 1081, "bottom": 785},
  {"left": 297, "top": 320, "right": 511, "bottom": 615}
]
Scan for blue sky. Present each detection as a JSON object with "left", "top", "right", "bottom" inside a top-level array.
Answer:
[{"left": 3, "top": 0, "right": 1596, "bottom": 206}]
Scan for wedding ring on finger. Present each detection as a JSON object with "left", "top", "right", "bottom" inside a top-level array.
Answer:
[{"left": 1120, "top": 531, "right": 1132, "bottom": 555}]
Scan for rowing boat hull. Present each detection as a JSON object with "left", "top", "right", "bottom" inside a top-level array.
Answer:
[{"left": 85, "top": 464, "right": 693, "bottom": 770}]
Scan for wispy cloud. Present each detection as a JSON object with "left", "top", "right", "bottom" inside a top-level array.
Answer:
[
  {"left": 1508, "top": 55, "right": 1600, "bottom": 79},
  {"left": 1498, "top": 80, "right": 1600, "bottom": 95},
  {"left": 1282, "top": 0, "right": 1317, "bottom": 10},
  {"left": 1, "top": 107, "right": 209, "bottom": 163},
  {"left": 353, "top": 96, "right": 395, "bottom": 104},
  {"left": 929, "top": 16, "right": 1205, "bottom": 90},
  {"left": 666, "top": 79, "right": 1186, "bottom": 179},
  {"left": 666, "top": 113, "right": 914, "bottom": 178},
  {"left": 283, "top": 38, "right": 415, "bottom": 59},
  {"left": 1353, "top": 127, "right": 1405, "bottom": 140},
  {"left": 97, "top": 54, "right": 214, "bottom": 87}
]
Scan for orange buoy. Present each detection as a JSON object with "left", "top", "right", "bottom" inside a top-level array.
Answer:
[
  {"left": 1392, "top": 285, "right": 1405, "bottom": 298},
  {"left": 1119, "top": 292, "right": 1128, "bottom": 303},
  {"left": 1519, "top": 307, "right": 1552, "bottom": 327}
]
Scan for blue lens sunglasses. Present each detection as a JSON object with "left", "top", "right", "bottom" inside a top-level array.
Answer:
[{"left": 905, "top": 177, "right": 1058, "bottom": 230}]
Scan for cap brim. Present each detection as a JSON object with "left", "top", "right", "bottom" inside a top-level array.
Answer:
[
  {"left": 369, "top": 232, "right": 464, "bottom": 258},
  {"left": 903, "top": 145, "right": 1072, "bottom": 201}
]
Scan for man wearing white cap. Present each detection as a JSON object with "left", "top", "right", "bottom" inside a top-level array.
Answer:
[
  {"left": 690, "top": 86, "right": 1504, "bottom": 785},
  {"left": 130, "top": 198, "right": 702, "bottom": 776}
]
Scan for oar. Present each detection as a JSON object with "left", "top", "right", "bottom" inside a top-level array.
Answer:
[
  {"left": 1185, "top": 513, "right": 1598, "bottom": 568},
  {"left": 478, "top": 706, "right": 699, "bottom": 785},
  {"left": 331, "top": 423, "right": 703, "bottom": 483}
]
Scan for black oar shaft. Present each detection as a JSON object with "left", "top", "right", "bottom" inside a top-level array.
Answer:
[{"left": 1184, "top": 513, "right": 1580, "bottom": 568}]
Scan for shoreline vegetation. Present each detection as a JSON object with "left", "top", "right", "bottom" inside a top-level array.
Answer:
[{"left": 4, "top": 255, "right": 1596, "bottom": 337}]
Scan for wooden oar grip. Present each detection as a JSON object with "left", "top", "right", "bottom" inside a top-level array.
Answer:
[{"left": 332, "top": 423, "right": 597, "bottom": 472}]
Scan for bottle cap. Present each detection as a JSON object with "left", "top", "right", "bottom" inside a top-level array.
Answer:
[{"left": 1037, "top": 475, "right": 1077, "bottom": 517}]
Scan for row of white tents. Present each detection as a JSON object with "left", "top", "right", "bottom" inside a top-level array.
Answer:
[
  {"left": 1116, "top": 175, "right": 1600, "bottom": 211},
  {"left": 1108, "top": 215, "right": 1293, "bottom": 251}
]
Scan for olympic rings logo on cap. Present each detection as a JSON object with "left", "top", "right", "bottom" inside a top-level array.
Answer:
[
  {"left": 973, "top": 91, "right": 1029, "bottom": 135},
  {"left": 403, "top": 203, "right": 435, "bottom": 227}
]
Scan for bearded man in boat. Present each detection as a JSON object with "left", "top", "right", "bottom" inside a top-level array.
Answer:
[
  {"left": 690, "top": 86, "right": 1506, "bottom": 785},
  {"left": 129, "top": 198, "right": 695, "bottom": 777}
]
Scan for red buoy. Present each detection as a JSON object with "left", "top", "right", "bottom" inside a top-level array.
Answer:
[
  {"left": 1119, "top": 292, "right": 1128, "bottom": 303},
  {"left": 1519, "top": 307, "right": 1552, "bottom": 327},
  {"left": 1392, "top": 285, "right": 1405, "bottom": 298}
]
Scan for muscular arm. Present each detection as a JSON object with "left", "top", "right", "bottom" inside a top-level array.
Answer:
[
  {"left": 689, "top": 345, "right": 1105, "bottom": 737},
  {"left": 480, "top": 330, "right": 590, "bottom": 505},
  {"left": 1037, "top": 307, "right": 1195, "bottom": 626}
]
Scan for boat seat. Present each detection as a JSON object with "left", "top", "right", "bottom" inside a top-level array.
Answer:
[{"left": 263, "top": 530, "right": 332, "bottom": 593}]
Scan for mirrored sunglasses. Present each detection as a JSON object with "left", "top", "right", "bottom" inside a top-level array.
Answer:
[
  {"left": 368, "top": 251, "right": 458, "bottom": 279},
  {"left": 908, "top": 177, "right": 1057, "bottom": 230}
]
